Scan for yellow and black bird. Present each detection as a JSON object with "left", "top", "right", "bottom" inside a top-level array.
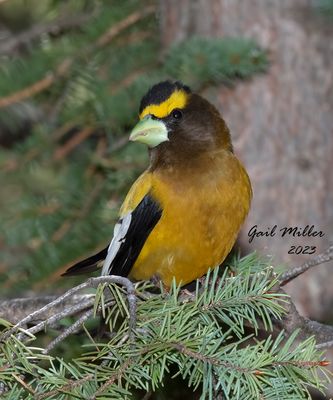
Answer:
[{"left": 63, "top": 81, "right": 252, "bottom": 287}]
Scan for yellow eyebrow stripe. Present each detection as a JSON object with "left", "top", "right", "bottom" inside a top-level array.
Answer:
[{"left": 139, "top": 90, "right": 188, "bottom": 120}]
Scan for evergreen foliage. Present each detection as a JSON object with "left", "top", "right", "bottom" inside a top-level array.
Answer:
[
  {"left": 0, "top": 0, "right": 268, "bottom": 295},
  {"left": 317, "top": 0, "right": 333, "bottom": 16},
  {"left": 0, "top": 257, "right": 330, "bottom": 399},
  {"left": 164, "top": 37, "right": 268, "bottom": 89},
  {"left": 1, "top": 1, "right": 329, "bottom": 399}
]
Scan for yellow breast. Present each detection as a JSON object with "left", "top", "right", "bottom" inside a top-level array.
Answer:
[{"left": 121, "top": 151, "right": 251, "bottom": 286}]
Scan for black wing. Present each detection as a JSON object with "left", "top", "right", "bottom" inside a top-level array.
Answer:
[
  {"left": 62, "top": 194, "right": 162, "bottom": 277},
  {"left": 101, "top": 194, "right": 162, "bottom": 277},
  {"left": 62, "top": 247, "right": 108, "bottom": 276}
]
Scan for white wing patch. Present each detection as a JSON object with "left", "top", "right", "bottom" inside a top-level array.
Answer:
[{"left": 101, "top": 212, "right": 132, "bottom": 276}]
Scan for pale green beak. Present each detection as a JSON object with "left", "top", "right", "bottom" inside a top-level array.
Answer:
[{"left": 129, "top": 116, "right": 169, "bottom": 148}]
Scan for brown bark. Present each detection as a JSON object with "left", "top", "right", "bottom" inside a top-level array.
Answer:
[{"left": 159, "top": 0, "right": 333, "bottom": 320}]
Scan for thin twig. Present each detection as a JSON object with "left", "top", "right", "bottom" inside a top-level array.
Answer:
[
  {"left": 0, "top": 276, "right": 136, "bottom": 343},
  {"left": 11, "top": 374, "right": 35, "bottom": 395},
  {"left": 110, "top": 135, "right": 130, "bottom": 153},
  {"left": 96, "top": 5, "right": 155, "bottom": 48},
  {"left": 0, "top": 279, "right": 92, "bottom": 342},
  {"left": 35, "top": 374, "right": 94, "bottom": 400},
  {"left": 0, "top": 294, "right": 94, "bottom": 324},
  {"left": 0, "top": 59, "right": 73, "bottom": 108},
  {"left": 0, "top": 5, "right": 156, "bottom": 109},
  {"left": 0, "top": 14, "right": 92, "bottom": 55},
  {"left": 53, "top": 126, "right": 95, "bottom": 161},
  {"left": 273, "top": 288, "right": 333, "bottom": 344},
  {"left": 51, "top": 119, "right": 80, "bottom": 141},
  {"left": 17, "top": 296, "right": 95, "bottom": 341},
  {"left": 43, "top": 307, "right": 95, "bottom": 354},
  {"left": 91, "top": 358, "right": 133, "bottom": 399},
  {"left": 280, "top": 244, "right": 333, "bottom": 286},
  {"left": 316, "top": 340, "right": 333, "bottom": 350},
  {"left": 171, "top": 342, "right": 250, "bottom": 372}
]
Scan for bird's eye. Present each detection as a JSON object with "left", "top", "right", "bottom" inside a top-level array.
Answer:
[{"left": 172, "top": 109, "right": 183, "bottom": 119}]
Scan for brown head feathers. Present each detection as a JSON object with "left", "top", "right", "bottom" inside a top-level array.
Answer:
[{"left": 139, "top": 81, "right": 233, "bottom": 170}]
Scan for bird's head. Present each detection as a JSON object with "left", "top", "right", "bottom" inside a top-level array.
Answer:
[{"left": 129, "top": 81, "right": 232, "bottom": 165}]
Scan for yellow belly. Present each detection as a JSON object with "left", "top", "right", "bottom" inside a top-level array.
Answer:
[{"left": 126, "top": 152, "right": 251, "bottom": 287}]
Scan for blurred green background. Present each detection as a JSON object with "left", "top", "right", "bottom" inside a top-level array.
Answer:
[{"left": 0, "top": 0, "right": 267, "bottom": 296}]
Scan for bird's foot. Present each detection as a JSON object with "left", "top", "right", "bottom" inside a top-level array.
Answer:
[
  {"left": 149, "top": 274, "right": 162, "bottom": 286},
  {"left": 179, "top": 288, "right": 195, "bottom": 302},
  {"left": 149, "top": 274, "right": 170, "bottom": 294}
]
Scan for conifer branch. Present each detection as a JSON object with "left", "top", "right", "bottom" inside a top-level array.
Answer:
[
  {"left": 0, "top": 59, "right": 73, "bottom": 108},
  {"left": 52, "top": 126, "right": 95, "bottom": 161},
  {"left": 0, "top": 294, "right": 94, "bottom": 324},
  {"left": 43, "top": 307, "right": 96, "bottom": 354},
  {"left": 280, "top": 244, "right": 333, "bottom": 286},
  {"left": 0, "top": 276, "right": 136, "bottom": 343},
  {"left": 280, "top": 304, "right": 333, "bottom": 348},
  {"left": 316, "top": 340, "right": 333, "bottom": 350},
  {"left": 0, "top": 5, "right": 156, "bottom": 109},
  {"left": 35, "top": 374, "right": 95, "bottom": 400},
  {"left": 0, "top": 262, "right": 330, "bottom": 399},
  {"left": 11, "top": 374, "right": 35, "bottom": 396},
  {"left": 96, "top": 5, "right": 156, "bottom": 48},
  {"left": 0, "top": 14, "right": 92, "bottom": 55},
  {"left": 91, "top": 357, "right": 134, "bottom": 399}
]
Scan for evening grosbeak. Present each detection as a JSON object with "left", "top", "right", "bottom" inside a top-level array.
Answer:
[{"left": 63, "top": 81, "right": 252, "bottom": 286}]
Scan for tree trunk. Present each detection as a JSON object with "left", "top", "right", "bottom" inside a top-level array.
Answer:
[{"left": 159, "top": 0, "right": 333, "bottom": 324}]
